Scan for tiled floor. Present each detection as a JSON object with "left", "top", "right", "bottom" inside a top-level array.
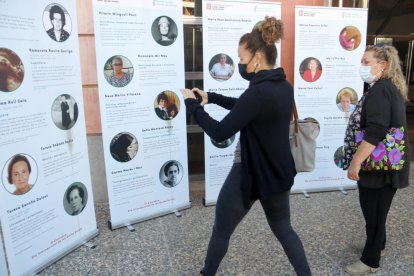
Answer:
[{"left": 37, "top": 169, "right": 414, "bottom": 276}]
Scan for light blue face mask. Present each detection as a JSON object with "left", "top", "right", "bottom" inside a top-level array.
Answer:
[{"left": 359, "top": 63, "right": 380, "bottom": 84}]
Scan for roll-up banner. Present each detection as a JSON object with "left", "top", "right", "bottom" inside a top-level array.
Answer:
[
  {"left": 0, "top": 241, "right": 7, "bottom": 276},
  {"left": 202, "top": 0, "right": 281, "bottom": 205},
  {"left": 93, "top": 0, "right": 190, "bottom": 229},
  {"left": 292, "top": 6, "right": 368, "bottom": 193},
  {"left": 0, "top": 1, "right": 98, "bottom": 275}
]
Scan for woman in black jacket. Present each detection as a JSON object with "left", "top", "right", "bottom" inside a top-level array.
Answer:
[
  {"left": 343, "top": 44, "right": 410, "bottom": 274},
  {"left": 181, "top": 16, "right": 311, "bottom": 276}
]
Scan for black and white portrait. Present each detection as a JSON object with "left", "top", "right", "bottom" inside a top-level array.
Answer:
[
  {"left": 43, "top": 4, "right": 72, "bottom": 42},
  {"left": 110, "top": 132, "right": 139, "bottom": 162},
  {"left": 63, "top": 182, "right": 88, "bottom": 216},
  {"left": 51, "top": 94, "right": 78, "bottom": 130},
  {"left": 159, "top": 160, "right": 183, "bottom": 188},
  {"left": 151, "top": 16, "right": 178, "bottom": 46}
]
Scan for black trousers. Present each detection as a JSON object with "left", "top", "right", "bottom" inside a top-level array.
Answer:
[
  {"left": 358, "top": 184, "right": 397, "bottom": 268},
  {"left": 202, "top": 163, "right": 311, "bottom": 276}
]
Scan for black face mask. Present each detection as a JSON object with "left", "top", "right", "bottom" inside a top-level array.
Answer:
[{"left": 238, "top": 55, "right": 255, "bottom": 81}]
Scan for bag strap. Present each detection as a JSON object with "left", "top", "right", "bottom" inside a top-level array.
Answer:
[{"left": 292, "top": 100, "right": 299, "bottom": 147}]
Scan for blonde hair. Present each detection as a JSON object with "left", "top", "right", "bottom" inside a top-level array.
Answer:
[
  {"left": 338, "top": 88, "right": 355, "bottom": 102},
  {"left": 365, "top": 45, "right": 408, "bottom": 101}
]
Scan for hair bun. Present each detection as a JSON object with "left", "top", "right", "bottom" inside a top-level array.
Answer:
[{"left": 259, "top": 16, "right": 284, "bottom": 45}]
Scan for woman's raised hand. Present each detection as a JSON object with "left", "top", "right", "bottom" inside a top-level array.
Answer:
[
  {"left": 180, "top": 88, "right": 208, "bottom": 106},
  {"left": 180, "top": 88, "right": 196, "bottom": 100},
  {"left": 192, "top": 87, "right": 208, "bottom": 106}
]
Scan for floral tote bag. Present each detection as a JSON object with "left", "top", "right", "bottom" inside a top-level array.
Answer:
[{"left": 355, "top": 126, "right": 406, "bottom": 171}]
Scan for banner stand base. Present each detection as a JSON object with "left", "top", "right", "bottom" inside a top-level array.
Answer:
[
  {"left": 173, "top": 210, "right": 182, "bottom": 218},
  {"left": 83, "top": 241, "right": 97, "bottom": 249},
  {"left": 339, "top": 188, "right": 348, "bottom": 195},
  {"left": 109, "top": 202, "right": 191, "bottom": 230},
  {"left": 125, "top": 224, "right": 135, "bottom": 232},
  {"left": 302, "top": 191, "right": 310, "bottom": 198},
  {"left": 291, "top": 185, "right": 357, "bottom": 195}
]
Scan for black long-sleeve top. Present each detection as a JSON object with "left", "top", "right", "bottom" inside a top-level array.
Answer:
[
  {"left": 185, "top": 68, "right": 296, "bottom": 208},
  {"left": 360, "top": 78, "right": 410, "bottom": 189}
]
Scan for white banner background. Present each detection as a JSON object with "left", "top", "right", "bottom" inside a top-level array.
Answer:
[
  {"left": 0, "top": 240, "right": 7, "bottom": 276},
  {"left": 292, "top": 6, "right": 368, "bottom": 193},
  {"left": 93, "top": 0, "right": 190, "bottom": 229},
  {"left": 202, "top": 0, "right": 281, "bottom": 205},
  {"left": 0, "top": 1, "right": 98, "bottom": 275}
]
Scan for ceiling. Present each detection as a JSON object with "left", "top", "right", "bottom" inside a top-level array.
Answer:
[{"left": 368, "top": 0, "right": 414, "bottom": 35}]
